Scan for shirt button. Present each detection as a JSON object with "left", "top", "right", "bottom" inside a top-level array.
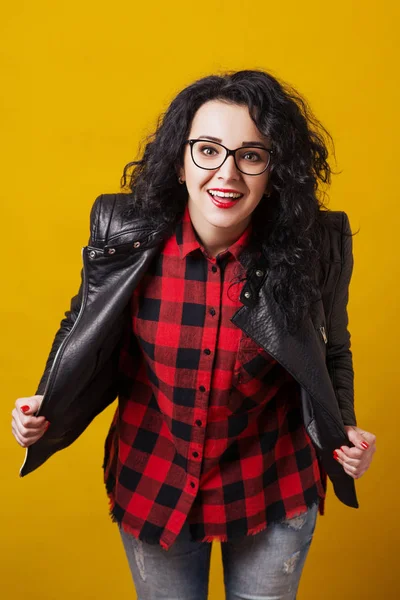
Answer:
[
  {"left": 211, "top": 266, "right": 218, "bottom": 273},
  {"left": 255, "top": 269, "right": 264, "bottom": 277},
  {"left": 192, "top": 451, "right": 199, "bottom": 458},
  {"left": 195, "top": 419, "right": 202, "bottom": 427},
  {"left": 244, "top": 291, "right": 251, "bottom": 299},
  {"left": 209, "top": 308, "right": 216, "bottom": 316},
  {"left": 190, "top": 481, "right": 196, "bottom": 488},
  {"left": 199, "top": 385, "right": 206, "bottom": 392},
  {"left": 204, "top": 348, "right": 211, "bottom": 355}
]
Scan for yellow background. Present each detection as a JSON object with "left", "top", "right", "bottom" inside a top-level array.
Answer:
[{"left": 1, "top": 1, "right": 398, "bottom": 598}]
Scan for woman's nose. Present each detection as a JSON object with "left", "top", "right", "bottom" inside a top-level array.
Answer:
[{"left": 217, "top": 154, "right": 241, "bottom": 179}]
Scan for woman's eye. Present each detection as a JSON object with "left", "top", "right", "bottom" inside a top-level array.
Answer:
[
  {"left": 201, "top": 146, "right": 218, "bottom": 156},
  {"left": 243, "top": 152, "right": 261, "bottom": 162}
]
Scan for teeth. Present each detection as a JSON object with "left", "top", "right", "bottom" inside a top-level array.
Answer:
[{"left": 208, "top": 190, "right": 242, "bottom": 199}]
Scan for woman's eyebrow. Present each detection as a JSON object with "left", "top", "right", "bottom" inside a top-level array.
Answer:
[{"left": 196, "top": 135, "right": 268, "bottom": 148}]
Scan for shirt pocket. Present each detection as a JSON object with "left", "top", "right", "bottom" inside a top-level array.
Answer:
[{"left": 228, "top": 334, "right": 279, "bottom": 414}]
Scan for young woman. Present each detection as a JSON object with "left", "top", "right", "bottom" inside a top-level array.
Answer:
[{"left": 11, "top": 70, "right": 376, "bottom": 599}]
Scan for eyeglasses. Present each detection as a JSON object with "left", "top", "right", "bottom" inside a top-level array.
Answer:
[{"left": 184, "top": 139, "right": 273, "bottom": 176}]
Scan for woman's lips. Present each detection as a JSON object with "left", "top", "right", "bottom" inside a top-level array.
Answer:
[{"left": 207, "top": 191, "right": 242, "bottom": 209}]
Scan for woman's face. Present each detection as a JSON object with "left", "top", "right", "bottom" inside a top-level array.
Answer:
[{"left": 179, "top": 100, "right": 271, "bottom": 238}]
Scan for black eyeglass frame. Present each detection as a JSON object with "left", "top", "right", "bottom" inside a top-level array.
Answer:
[{"left": 184, "top": 139, "right": 274, "bottom": 176}]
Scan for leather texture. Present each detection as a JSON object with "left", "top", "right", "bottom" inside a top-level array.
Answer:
[{"left": 20, "top": 193, "right": 358, "bottom": 509}]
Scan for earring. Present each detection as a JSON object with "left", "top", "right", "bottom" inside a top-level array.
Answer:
[{"left": 178, "top": 176, "right": 185, "bottom": 185}]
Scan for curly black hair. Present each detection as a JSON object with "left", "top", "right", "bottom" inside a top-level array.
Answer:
[{"left": 121, "top": 69, "right": 339, "bottom": 334}]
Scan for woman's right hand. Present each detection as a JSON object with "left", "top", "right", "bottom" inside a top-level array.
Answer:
[{"left": 11, "top": 396, "right": 49, "bottom": 447}]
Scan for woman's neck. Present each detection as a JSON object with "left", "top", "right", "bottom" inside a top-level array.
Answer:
[{"left": 188, "top": 202, "right": 250, "bottom": 258}]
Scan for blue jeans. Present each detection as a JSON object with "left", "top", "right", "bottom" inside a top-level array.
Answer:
[{"left": 118, "top": 501, "right": 319, "bottom": 600}]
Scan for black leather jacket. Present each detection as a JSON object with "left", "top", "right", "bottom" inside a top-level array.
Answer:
[{"left": 20, "top": 193, "right": 358, "bottom": 509}]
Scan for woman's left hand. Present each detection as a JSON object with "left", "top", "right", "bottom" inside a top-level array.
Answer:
[{"left": 333, "top": 426, "right": 376, "bottom": 479}]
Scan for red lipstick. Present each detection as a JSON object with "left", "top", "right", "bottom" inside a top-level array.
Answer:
[
  {"left": 207, "top": 190, "right": 242, "bottom": 209},
  {"left": 208, "top": 188, "right": 243, "bottom": 194}
]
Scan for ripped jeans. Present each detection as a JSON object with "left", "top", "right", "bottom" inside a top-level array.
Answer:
[{"left": 118, "top": 501, "right": 319, "bottom": 600}]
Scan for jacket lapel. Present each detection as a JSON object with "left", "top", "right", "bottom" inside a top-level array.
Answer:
[{"left": 231, "top": 269, "right": 347, "bottom": 441}]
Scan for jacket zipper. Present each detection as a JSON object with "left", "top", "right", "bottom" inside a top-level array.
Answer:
[
  {"left": 320, "top": 326, "right": 328, "bottom": 344},
  {"left": 20, "top": 247, "right": 90, "bottom": 475}
]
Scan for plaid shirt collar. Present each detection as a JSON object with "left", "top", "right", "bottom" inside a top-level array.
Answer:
[{"left": 176, "top": 204, "right": 252, "bottom": 265}]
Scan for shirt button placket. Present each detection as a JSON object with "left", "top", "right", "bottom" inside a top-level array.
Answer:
[{"left": 189, "top": 260, "right": 220, "bottom": 492}]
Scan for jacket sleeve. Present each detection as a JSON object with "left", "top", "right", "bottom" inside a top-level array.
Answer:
[
  {"left": 325, "top": 211, "right": 357, "bottom": 427},
  {"left": 35, "top": 195, "right": 104, "bottom": 395}
]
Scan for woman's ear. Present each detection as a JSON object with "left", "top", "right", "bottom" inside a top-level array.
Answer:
[
  {"left": 177, "top": 168, "right": 185, "bottom": 184},
  {"left": 263, "top": 186, "right": 271, "bottom": 198}
]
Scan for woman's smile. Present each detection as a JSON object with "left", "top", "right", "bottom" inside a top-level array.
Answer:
[{"left": 207, "top": 187, "right": 244, "bottom": 209}]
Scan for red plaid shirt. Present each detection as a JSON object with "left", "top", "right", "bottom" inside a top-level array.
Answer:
[{"left": 103, "top": 205, "right": 326, "bottom": 550}]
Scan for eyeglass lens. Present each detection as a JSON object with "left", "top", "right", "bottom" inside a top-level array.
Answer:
[{"left": 191, "top": 141, "right": 270, "bottom": 175}]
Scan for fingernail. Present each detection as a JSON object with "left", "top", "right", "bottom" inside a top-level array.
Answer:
[
  {"left": 20, "top": 405, "right": 30, "bottom": 413},
  {"left": 333, "top": 451, "right": 339, "bottom": 460},
  {"left": 45, "top": 421, "right": 50, "bottom": 430},
  {"left": 361, "top": 441, "right": 369, "bottom": 449}
]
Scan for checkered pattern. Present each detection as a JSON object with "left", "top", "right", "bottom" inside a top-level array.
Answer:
[{"left": 103, "top": 205, "right": 326, "bottom": 550}]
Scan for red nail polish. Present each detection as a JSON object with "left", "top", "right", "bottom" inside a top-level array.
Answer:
[
  {"left": 21, "top": 405, "right": 30, "bottom": 413},
  {"left": 333, "top": 451, "right": 339, "bottom": 460},
  {"left": 45, "top": 421, "right": 50, "bottom": 430},
  {"left": 361, "top": 441, "right": 369, "bottom": 449}
]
